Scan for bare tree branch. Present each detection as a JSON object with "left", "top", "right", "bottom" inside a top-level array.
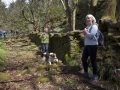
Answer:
[{"left": 60, "top": 0, "right": 66, "bottom": 10}]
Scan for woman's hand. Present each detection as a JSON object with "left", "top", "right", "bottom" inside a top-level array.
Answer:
[{"left": 83, "top": 27, "right": 88, "bottom": 36}]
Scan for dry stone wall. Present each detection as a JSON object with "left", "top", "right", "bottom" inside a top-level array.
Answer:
[
  {"left": 28, "top": 31, "right": 84, "bottom": 62},
  {"left": 49, "top": 31, "right": 84, "bottom": 62}
]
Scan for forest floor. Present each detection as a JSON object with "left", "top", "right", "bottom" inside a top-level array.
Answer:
[{"left": 0, "top": 38, "right": 119, "bottom": 90}]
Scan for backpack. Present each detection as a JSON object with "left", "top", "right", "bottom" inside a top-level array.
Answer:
[
  {"left": 89, "top": 24, "right": 104, "bottom": 46},
  {"left": 97, "top": 30, "right": 104, "bottom": 46}
]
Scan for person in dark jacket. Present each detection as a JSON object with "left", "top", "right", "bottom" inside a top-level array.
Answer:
[
  {"left": 3, "top": 31, "right": 7, "bottom": 39},
  {"left": 0, "top": 30, "right": 2, "bottom": 39}
]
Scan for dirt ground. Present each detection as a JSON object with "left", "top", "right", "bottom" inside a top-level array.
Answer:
[{"left": 0, "top": 39, "right": 119, "bottom": 90}]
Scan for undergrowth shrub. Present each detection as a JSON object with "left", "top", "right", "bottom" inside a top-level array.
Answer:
[
  {"left": 97, "top": 45, "right": 120, "bottom": 89},
  {"left": 65, "top": 53, "right": 79, "bottom": 66}
]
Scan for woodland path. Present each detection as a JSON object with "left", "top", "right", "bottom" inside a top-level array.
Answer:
[{"left": 0, "top": 38, "right": 115, "bottom": 90}]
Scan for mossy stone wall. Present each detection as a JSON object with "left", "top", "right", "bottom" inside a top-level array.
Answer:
[
  {"left": 49, "top": 31, "right": 84, "bottom": 62},
  {"left": 28, "top": 31, "right": 84, "bottom": 62}
]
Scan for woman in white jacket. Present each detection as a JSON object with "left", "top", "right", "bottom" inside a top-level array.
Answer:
[{"left": 82, "top": 14, "right": 98, "bottom": 84}]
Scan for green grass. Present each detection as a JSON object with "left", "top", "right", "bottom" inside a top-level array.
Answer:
[
  {"left": 0, "top": 40, "right": 8, "bottom": 70},
  {"left": 65, "top": 78, "right": 73, "bottom": 84}
]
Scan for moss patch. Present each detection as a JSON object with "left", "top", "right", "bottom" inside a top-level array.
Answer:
[
  {"left": 22, "top": 69, "right": 31, "bottom": 75},
  {"left": 35, "top": 75, "right": 51, "bottom": 83},
  {"left": 0, "top": 72, "right": 10, "bottom": 81},
  {"left": 37, "top": 64, "right": 46, "bottom": 71}
]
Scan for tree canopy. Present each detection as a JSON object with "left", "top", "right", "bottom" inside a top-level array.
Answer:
[{"left": 0, "top": 0, "right": 120, "bottom": 32}]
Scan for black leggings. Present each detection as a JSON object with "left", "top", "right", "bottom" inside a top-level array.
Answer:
[{"left": 82, "top": 45, "right": 98, "bottom": 75}]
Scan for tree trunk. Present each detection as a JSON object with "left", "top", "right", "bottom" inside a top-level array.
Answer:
[
  {"left": 90, "top": 0, "right": 98, "bottom": 16},
  {"left": 65, "top": 0, "right": 72, "bottom": 30},
  {"left": 100, "top": 0, "right": 117, "bottom": 23},
  {"left": 71, "top": 0, "right": 78, "bottom": 31},
  {"left": 99, "top": 0, "right": 117, "bottom": 31},
  {"left": 116, "top": 0, "right": 120, "bottom": 22},
  {"left": 64, "top": 0, "right": 78, "bottom": 31}
]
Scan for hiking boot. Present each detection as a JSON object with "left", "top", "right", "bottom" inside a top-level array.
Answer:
[
  {"left": 83, "top": 73, "right": 89, "bottom": 77},
  {"left": 89, "top": 77, "right": 98, "bottom": 84},
  {"left": 81, "top": 72, "right": 89, "bottom": 77}
]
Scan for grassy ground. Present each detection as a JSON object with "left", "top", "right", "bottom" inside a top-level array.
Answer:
[{"left": 0, "top": 38, "right": 119, "bottom": 90}]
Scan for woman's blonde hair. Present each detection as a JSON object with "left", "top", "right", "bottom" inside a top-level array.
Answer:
[{"left": 86, "top": 14, "right": 96, "bottom": 23}]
